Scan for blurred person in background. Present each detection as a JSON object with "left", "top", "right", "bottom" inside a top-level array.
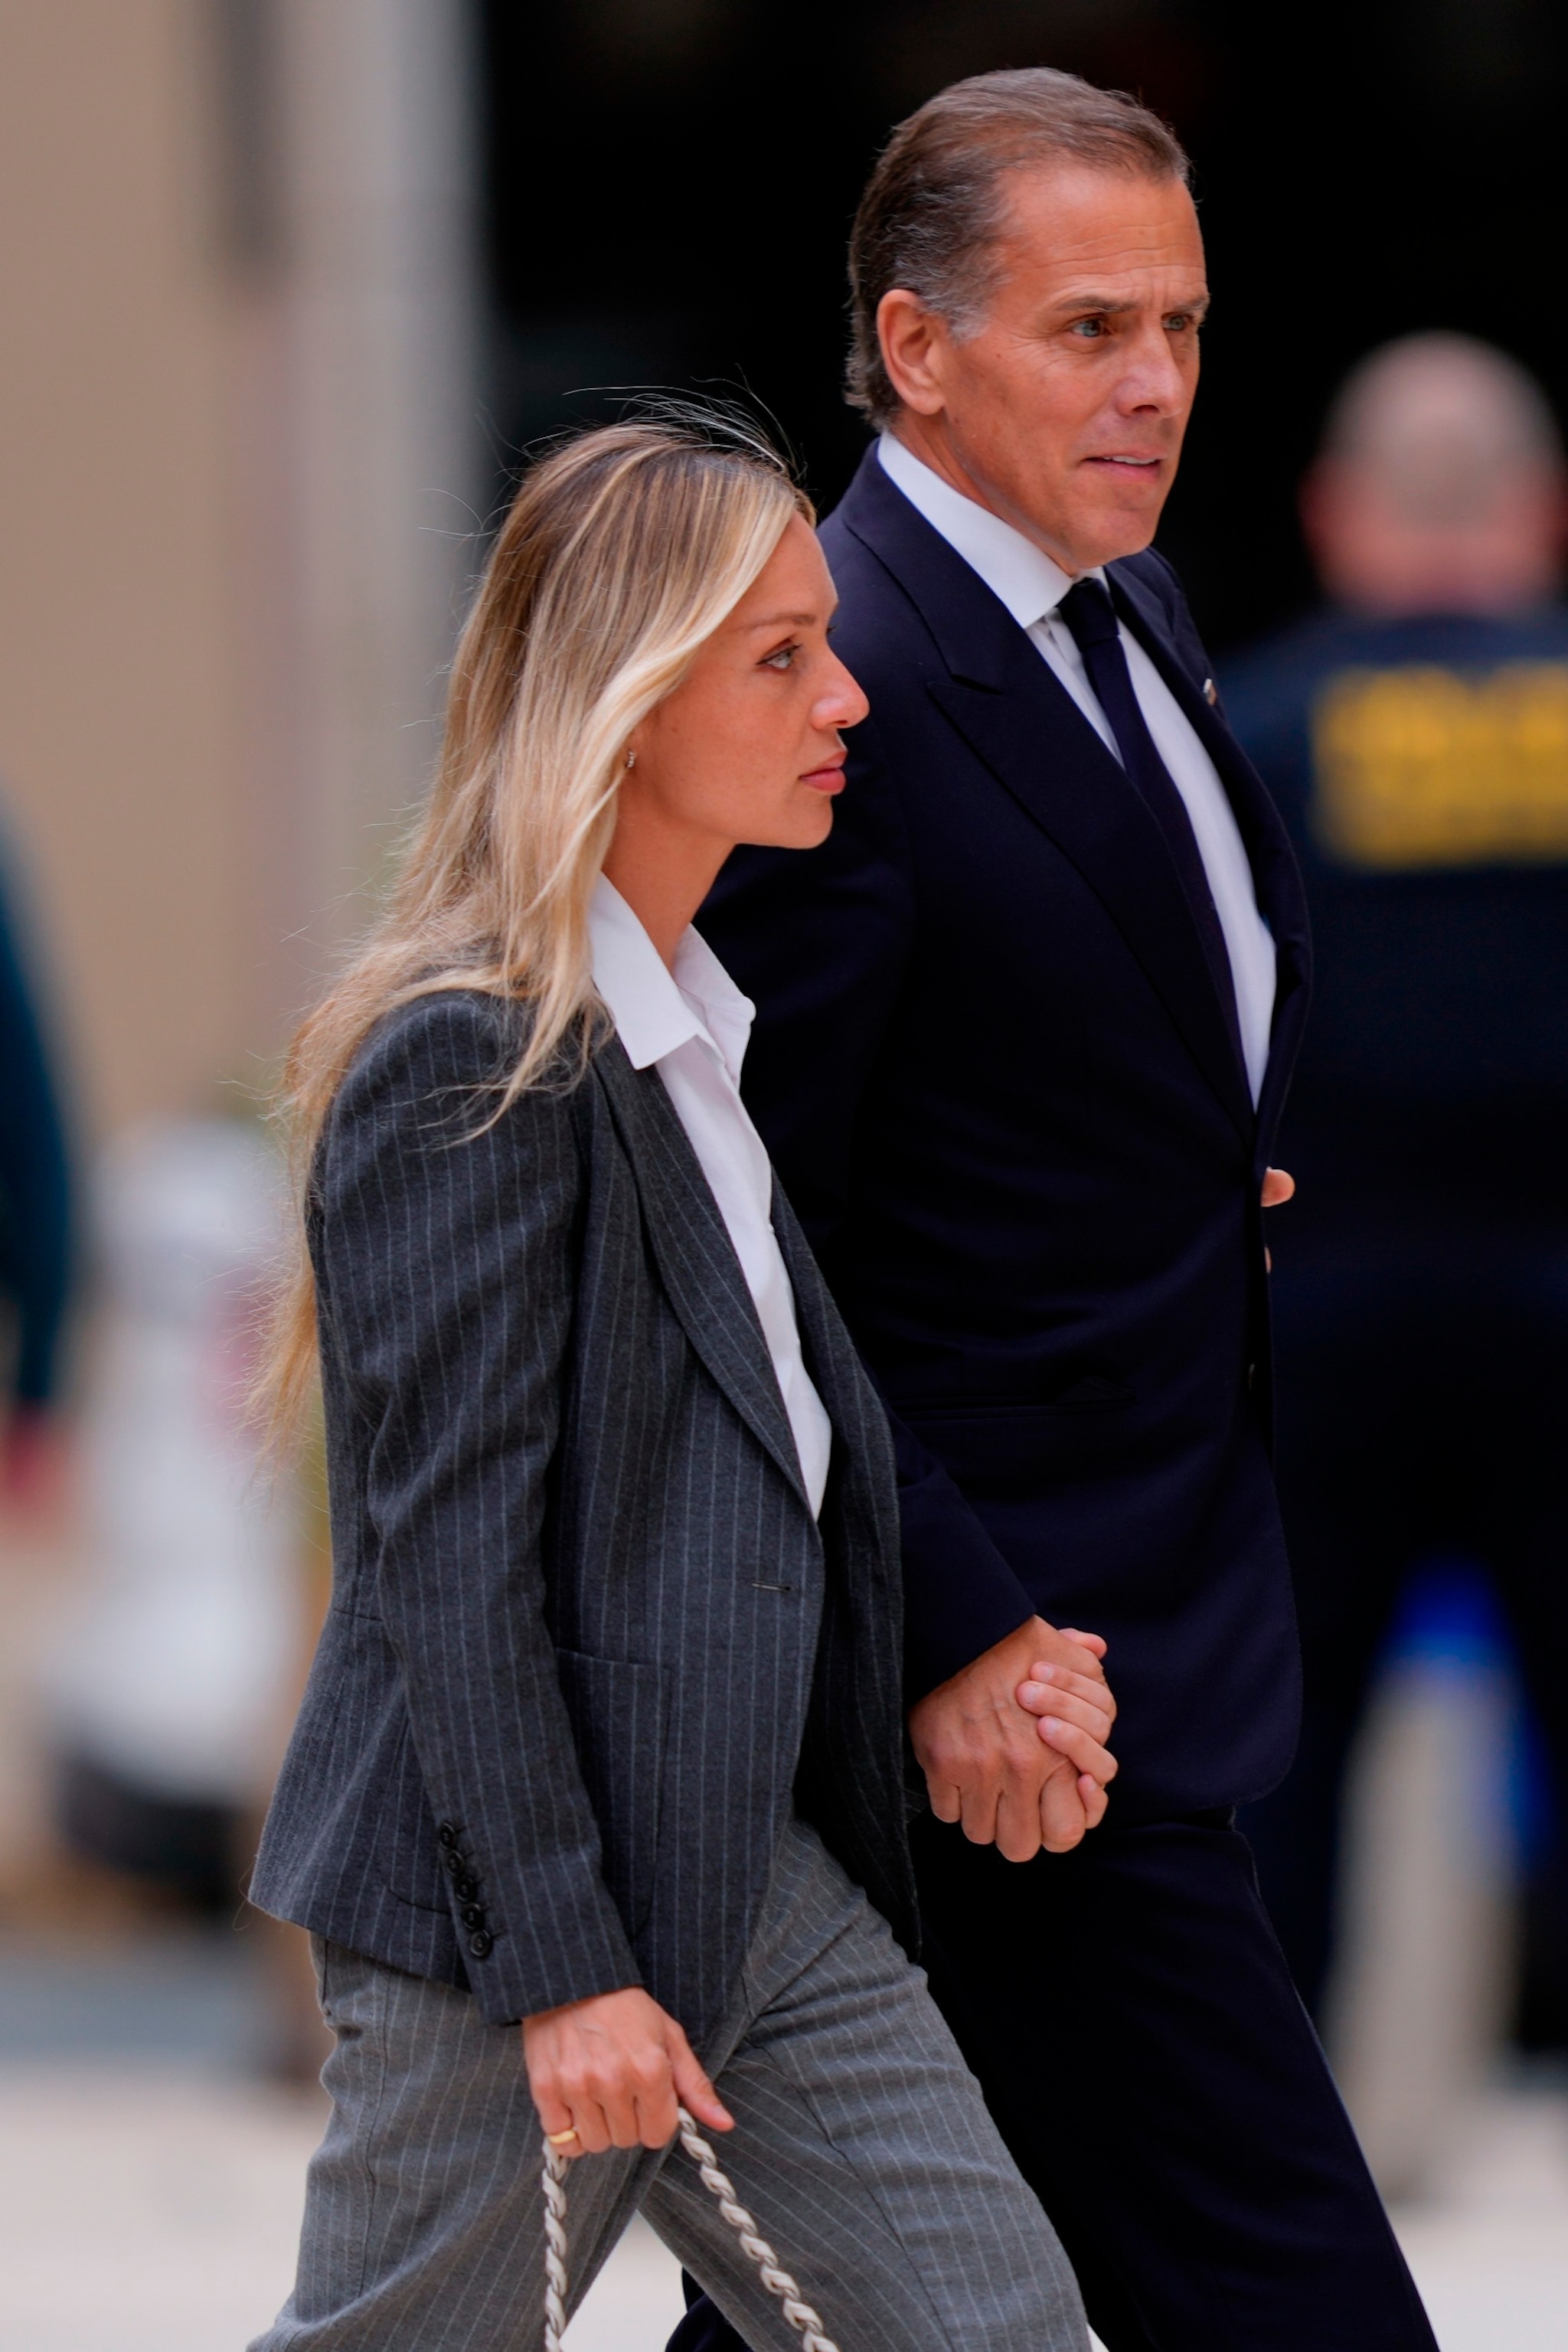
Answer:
[
  {"left": 0, "top": 823, "right": 73, "bottom": 1514},
  {"left": 45, "top": 1114, "right": 301, "bottom": 1919},
  {"left": 1227, "top": 334, "right": 1568, "bottom": 2046}
]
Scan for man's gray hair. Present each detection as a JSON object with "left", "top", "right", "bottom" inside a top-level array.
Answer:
[{"left": 848, "top": 68, "right": 1191, "bottom": 427}]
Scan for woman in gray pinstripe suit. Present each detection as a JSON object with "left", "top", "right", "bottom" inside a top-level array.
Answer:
[{"left": 248, "top": 413, "right": 1115, "bottom": 2352}]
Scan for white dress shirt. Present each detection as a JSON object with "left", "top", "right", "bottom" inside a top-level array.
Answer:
[
  {"left": 588, "top": 877, "right": 832, "bottom": 1517},
  {"left": 877, "top": 432, "right": 1277, "bottom": 1103}
]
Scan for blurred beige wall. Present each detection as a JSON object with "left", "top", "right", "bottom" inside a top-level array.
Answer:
[
  {"left": 0, "top": 1, "right": 250, "bottom": 1134},
  {"left": 0, "top": 0, "right": 478, "bottom": 1140}
]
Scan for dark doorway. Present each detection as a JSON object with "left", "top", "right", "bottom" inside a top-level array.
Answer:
[{"left": 479, "top": 0, "right": 1568, "bottom": 651}]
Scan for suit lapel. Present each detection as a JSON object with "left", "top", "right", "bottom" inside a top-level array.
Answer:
[
  {"left": 1109, "top": 564, "right": 1311, "bottom": 970},
  {"left": 838, "top": 457, "right": 1255, "bottom": 1142},
  {"left": 839, "top": 453, "right": 1328, "bottom": 1145},
  {"left": 1110, "top": 564, "right": 1314, "bottom": 1148},
  {"left": 925, "top": 658, "right": 1253, "bottom": 1142},
  {"left": 592, "top": 1040, "right": 809, "bottom": 1508}
]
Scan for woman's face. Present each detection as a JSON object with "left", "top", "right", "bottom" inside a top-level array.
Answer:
[{"left": 623, "top": 514, "right": 868, "bottom": 857}]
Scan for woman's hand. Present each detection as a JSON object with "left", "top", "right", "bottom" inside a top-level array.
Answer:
[
  {"left": 910, "top": 1616, "right": 1116, "bottom": 1862},
  {"left": 522, "top": 1987, "right": 733, "bottom": 2158},
  {"left": 1018, "top": 1630, "right": 1119, "bottom": 1850}
]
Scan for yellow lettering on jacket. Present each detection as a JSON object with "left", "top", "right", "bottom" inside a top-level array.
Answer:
[{"left": 1311, "top": 662, "right": 1568, "bottom": 867}]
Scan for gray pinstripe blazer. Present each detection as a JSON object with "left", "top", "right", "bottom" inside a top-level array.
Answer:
[{"left": 248, "top": 990, "right": 916, "bottom": 2040}]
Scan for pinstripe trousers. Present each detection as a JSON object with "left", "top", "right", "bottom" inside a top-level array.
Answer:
[{"left": 252, "top": 1816, "right": 1088, "bottom": 2352}]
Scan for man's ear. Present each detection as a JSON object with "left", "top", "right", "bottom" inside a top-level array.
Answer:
[{"left": 877, "top": 289, "right": 949, "bottom": 419}]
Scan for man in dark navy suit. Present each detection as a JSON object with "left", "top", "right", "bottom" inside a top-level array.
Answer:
[
  {"left": 673, "top": 69, "right": 1436, "bottom": 2352},
  {"left": 1227, "top": 335, "right": 1568, "bottom": 2050}
]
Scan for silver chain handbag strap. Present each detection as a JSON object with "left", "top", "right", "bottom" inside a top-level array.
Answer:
[{"left": 541, "top": 2107, "right": 841, "bottom": 2352}]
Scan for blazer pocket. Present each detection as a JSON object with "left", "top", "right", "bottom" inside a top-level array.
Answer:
[
  {"left": 903, "top": 1383, "right": 1135, "bottom": 1497},
  {"left": 381, "top": 1713, "right": 457, "bottom": 1914},
  {"left": 554, "top": 1650, "right": 668, "bottom": 1939}
]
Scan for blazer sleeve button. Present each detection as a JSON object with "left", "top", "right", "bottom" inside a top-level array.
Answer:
[
  {"left": 467, "top": 1929, "right": 494, "bottom": 1960},
  {"left": 437, "top": 1823, "right": 459, "bottom": 1847},
  {"left": 454, "top": 1874, "right": 480, "bottom": 1901},
  {"left": 461, "top": 1903, "right": 487, "bottom": 1929}
]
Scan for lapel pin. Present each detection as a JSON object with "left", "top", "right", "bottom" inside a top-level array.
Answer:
[{"left": 1203, "top": 677, "right": 1218, "bottom": 705}]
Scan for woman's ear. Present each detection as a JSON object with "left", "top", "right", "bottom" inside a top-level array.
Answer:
[{"left": 622, "top": 704, "right": 658, "bottom": 774}]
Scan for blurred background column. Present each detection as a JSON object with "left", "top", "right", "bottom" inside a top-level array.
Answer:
[
  {"left": 0, "top": 0, "right": 482, "bottom": 1975},
  {"left": 0, "top": 0, "right": 481, "bottom": 1136},
  {"left": 239, "top": 0, "right": 481, "bottom": 1024}
]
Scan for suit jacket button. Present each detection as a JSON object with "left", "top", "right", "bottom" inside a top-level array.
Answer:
[
  {"left": 437, "top": 1822, "right": 459, "bottom": 1848},
  {"left": 468, "top": 1929, "right": 494, "bottom": 1960},
  {"left": 454, "top": 1873, "right": 480, "bottom": 1901},
  {"left": 443, "top": 1849, "right": 465, "bottom": 1877},
  {"left": 462, "top": 1903, "right": 487, "bottom": 1929}
]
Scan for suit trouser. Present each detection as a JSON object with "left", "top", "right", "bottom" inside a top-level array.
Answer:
[
  {"left": 676, "top": 1809, "right": 1436, "bottom": 2352},
  {"left": 250, "top": 1813, "right": 1087, "bottom": 2352}
]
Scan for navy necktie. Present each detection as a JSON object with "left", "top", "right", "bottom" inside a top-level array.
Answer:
[{"left": 1056, "top": 577, "right": 1244, "bottom": 1071}]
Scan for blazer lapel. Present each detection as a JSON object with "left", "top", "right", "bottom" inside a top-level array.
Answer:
[
  {"left": 593, "top": 1040, "right": 809, "bottom": 1508},
  {"left": 770, "top": 1184, "right": 866, "bottom": 1455},
  {"left": 838, "top": 460, "right": 1255, "bottom": 1143},
  {"left": 771, "top": 1181, "right": 903, "bottom": 1589}
]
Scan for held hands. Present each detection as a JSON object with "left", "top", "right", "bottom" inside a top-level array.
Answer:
[
  {"left": 523, "top": 1985, "right": 733, "bottom": 2159},
  {"left": 909, "top": 1179, "right": 1288, "bottom": 1867},
  {"left": 908, "top": 1615, "right": 1117, "bottom": 1864}
]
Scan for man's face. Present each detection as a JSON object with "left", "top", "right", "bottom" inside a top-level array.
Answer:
[{"left": 879, "top": 164, "right": 1208, "bottom": 574}]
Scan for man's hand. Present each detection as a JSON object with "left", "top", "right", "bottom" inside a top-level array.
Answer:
[
  {"left": 908, "top": 1615, "right": 1117, "bottom": 1863},
  {"left": 1261, "top": 1167, "right": 1295, "bottom": 1271},
  {"left": 523, "top": 1985, "right": 732, "bottom": 2158}
]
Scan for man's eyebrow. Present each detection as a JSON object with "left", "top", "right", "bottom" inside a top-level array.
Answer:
[{"left": 1047, "top": 289, "right": 1210, "bottom": 318}]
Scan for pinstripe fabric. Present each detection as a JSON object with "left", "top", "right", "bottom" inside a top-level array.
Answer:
[
  {"left": 248, "top": 991, "right": 916, "bottom": 2043},
  {"left": 251, "top": 1817, "right": 1088, "bottom": 2352}
]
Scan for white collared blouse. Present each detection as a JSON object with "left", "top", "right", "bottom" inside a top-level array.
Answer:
[{"left": 588, "top": 877, "right": 832, "bottom": 1517}]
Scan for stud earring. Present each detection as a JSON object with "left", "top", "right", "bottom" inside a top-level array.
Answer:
[{"left": 624, "top": 750, "right": 636, "bottom": 770}]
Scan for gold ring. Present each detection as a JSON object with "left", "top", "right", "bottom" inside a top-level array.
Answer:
[{"left": 547, "top": 2127, "right": 580, "bottom": 2146}]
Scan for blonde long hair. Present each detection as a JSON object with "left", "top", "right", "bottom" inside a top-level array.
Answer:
[{"left": 264, "top": 411, "right": 812, "bottom": 1434}]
